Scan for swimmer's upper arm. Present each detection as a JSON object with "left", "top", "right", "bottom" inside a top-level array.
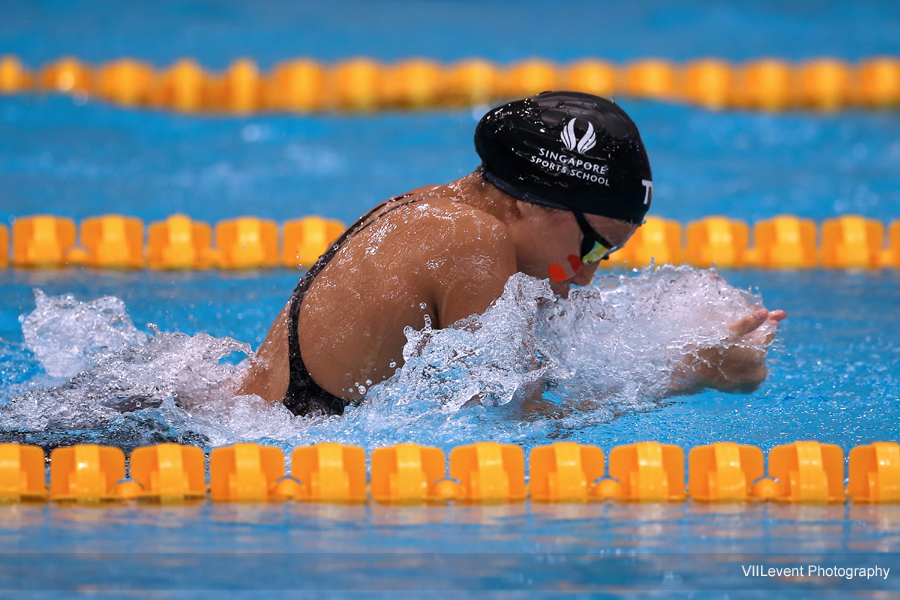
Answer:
[{"left": 419, "top": 209, "right": 517, "bottom": 328}]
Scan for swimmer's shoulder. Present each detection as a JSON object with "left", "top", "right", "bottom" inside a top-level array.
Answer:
[
  {"left": 395, "top": 197, "right": 511, "bottom": 249},
  {"left": 350, "top": 185, "right": 515, "bottom": 271},
  {"left": 390, "top": 194, "right": 516, "bottom": 327},
  {"left": 388, "top": 198, "right": 517, "bottom": 288},
  {"left": 389, "top": 184, "right": 510, "bottom": 235}
]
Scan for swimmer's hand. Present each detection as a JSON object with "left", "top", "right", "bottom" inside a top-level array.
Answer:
[{"left": 669, "top": 308, "right": 787, "bottom": 395}]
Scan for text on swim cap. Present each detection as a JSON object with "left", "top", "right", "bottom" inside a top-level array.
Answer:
[
  {"left": 642, "top": 179, "right": 653, "bottom": 205},
  {"left": 531, "top": 149, "right": 610, "bottom": 186}
]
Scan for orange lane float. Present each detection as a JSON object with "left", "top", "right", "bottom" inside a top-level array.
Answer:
[
  {"left": 858, "top": 57, "right": 900, "bottom": 109},
  {"left": 736, "top": 59, "right": 794, "bottom": 111},
  {"left": 608, "top": 442, "right": 685, "bottom": 502},
  {"left": 0, "top": 441, "right": 898, "bottom": 504},
  {"left": 370, "top": 443, "right": 446, "bottom": 503},
  {"left": 886, "top": 220, "right": 900, "bottom": 268},
  {"left": 682, "top": 59, "right": 733, "bottom": 110},
  {"left": 623, "top": 59, "right": 678, "bottom": 100},
  {"left": 529, "top": 442, "right": 604, "bottom": 503},
  {"left": 39, "top": 56, "right": 92, "bottom": 95},
  {"left": 820, "top": 215, "right": 884, "bottom": 269},
  {"left": 450, "top": 442, "right": 526, "bottom": 502},
  {"left": 847, "top": 442, "right": 900, "bottom": 503},
  {"left": 331, "top": 57, "right": 383, "bottom": 112},
  {"left": 0, "top": 55, "right": 32, "bottom": 94},
  {"left": 292, "top": 443, "right": 367, "bottom": 503},
  {"left": 566, "top": 59, "right": 617, "bottom": 99},
  {"left": 688, "top": 442, "right": 764, "bottom": 502},
  {"left": 797, "top": 58, "right": 851, "bottom": 111},
  {"left": 209, "top": 443, "right": 287, "bottom": 502},
  {"left": 501, "top": 58, "right": 558, "bottom": 99},
  {"left": 76, "top": 214, "right": 145, "bottom": 269},
  {"left": 0, "top": 443, "right": 48, "bottom": 502},
  {"left": 0, "top": 225, "right": 7, "bottom": 268},
  {"left": 444, "top": 59, "right": 499, "bottom": 106},
  {"left": 214, "top": 217, "right": 279, "bottom": 269},
  {"left": 148, "top": 214, "right": 214, "bottom": 270},
  {"left": 94, "top": 58, "right": 154, "bottom": 107},
  {"left": 747, "top": 215, "right": 818, "bottom": 269},
  {"left": 49, "top": 444, "right": 126, "bottom": 502},
  {"left": 381, "top": 58, "right": 444, "bottom": 109},
  {"left": 267, "top": 59, "right": 327, "bottom": 112},
  {"left": 150, "top": 59, "right": 210, "bottom": 112},
  {"left": 606, "top": 216, "right": 682, "bottom": 268},
  {"left": 767, "top": 441, "right": 845, "bottom": 503},
  {"left": 12, "top": 215, "right": 77, "bottom": 268},
  {"left": 130, "top": 443, "right": 207, "bottom": 502},
  {"left": 216, "top": 58, "right": 265, "bottom": 114},
  {"left": 282, "top": 216, "right": 345, "bottom": 268},
  {"left": 686, "top": 216, "right": 750, "bottom": 268},
  {"left": 750, "top": 477, "right": 785, "bottom": 501}
]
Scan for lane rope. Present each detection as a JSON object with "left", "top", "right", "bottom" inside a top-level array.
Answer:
[
  {"left": 2, "top": 214, "right": 898, "bottom": 270},
  {"left": 2, "top": 55, "right": 899, "bottom": 113},
  {"left": 1, "top": 440, "right": 895, "bottom": 504}
]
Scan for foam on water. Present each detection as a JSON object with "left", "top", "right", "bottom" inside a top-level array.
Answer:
[
  {"left": 21, "top": 291, "right": 148, "bottom": 378},
  {"left": 0, "top": 266, "right": 773, "bottom": 452}
]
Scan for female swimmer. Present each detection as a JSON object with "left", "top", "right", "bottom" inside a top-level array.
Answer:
[{"left": 240, "top": 91, "right": 786, "bottom": 416}]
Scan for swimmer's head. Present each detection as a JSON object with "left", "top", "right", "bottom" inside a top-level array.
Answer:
[{"left": 474, "top": 91, "right": 653, "bottom": 225}]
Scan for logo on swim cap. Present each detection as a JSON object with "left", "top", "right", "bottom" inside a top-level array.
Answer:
[{"left": 560, "top": 119, "right": 596, "bottom": 155}]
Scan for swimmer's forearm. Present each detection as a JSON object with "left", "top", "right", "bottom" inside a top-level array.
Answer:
[{"left": 667, "top": 351, "right": 767, "bottom": 396}]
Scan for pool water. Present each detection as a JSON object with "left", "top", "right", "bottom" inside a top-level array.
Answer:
[
  {"left": 2, "top": 0, "right": 900, "bottom": 596},
  {"left": 0, "top": 502, "right": 897, "bottom": 596},
  {"left": 2, "top": 95, "right": 900, "bottom": 227},
  {"left": 1, "top": 268, "right": 899, "bottom": 455}
]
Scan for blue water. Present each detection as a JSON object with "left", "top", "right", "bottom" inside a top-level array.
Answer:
[
  {"left": 1, "top": 269, "right": 899, "bottom": 454},
  {"left": 2, "top": 0, "right": 900, "bottom": 596},
  {"left": 0, "top": 502, "right": 898, "bottom": 596},
  {"left": 2, "top": 97, "right": 900, "bottom": 226},
  {"left": 2, "top": 0, "right": 899, "bottom": 67}
]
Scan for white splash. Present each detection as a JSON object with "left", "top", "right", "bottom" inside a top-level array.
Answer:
[
  {"left": 22, "top": 290, "right": 148, "bottom": 378},
  {"left": 1, "top": 266, "right": 771, "bottom": 451}
]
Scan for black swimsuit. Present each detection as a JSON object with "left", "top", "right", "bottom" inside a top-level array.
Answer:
[{"left": 283, "top": 194, "right": 418, "bottom": 417}]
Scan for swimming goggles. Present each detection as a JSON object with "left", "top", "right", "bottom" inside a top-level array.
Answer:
[{"left": 574, "top": 211, "right": 617, "bottom": 264}]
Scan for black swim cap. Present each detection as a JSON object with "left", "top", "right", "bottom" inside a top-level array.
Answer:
[{"left": 474, "top": 91, "right": 653, "bottom": 224}]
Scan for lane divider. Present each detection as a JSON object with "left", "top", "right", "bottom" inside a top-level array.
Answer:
[
  {"left": 2, "top": 213, "right": 899, "bottom": 270},
  {"left": 0, "top": 440, "right": 897, "bottom": 504},
  {"left": 2, "top": 54, "right": 899, "bottom": 113}
]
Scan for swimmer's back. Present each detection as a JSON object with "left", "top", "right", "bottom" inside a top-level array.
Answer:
[
  {"left": 228, "top": 184, "right": 520, "bottom": 407},
  {"left": 298, "top": 188, "right": 516, "bottom": 400}
]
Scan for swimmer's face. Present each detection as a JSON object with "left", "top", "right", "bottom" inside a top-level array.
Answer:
[{"left": 512, "top": 201, "right": 639, "bottom": 297}]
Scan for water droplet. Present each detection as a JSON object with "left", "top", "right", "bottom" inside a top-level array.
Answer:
[{"left": 419, "top": 302, "right": 427, "bottom": 310}]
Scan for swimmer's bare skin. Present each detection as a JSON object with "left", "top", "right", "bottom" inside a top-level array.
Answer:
[
  {"left": 240, "top": 170, "right": 787, "bottom": 407},
  {"left": 670, "top": 308, "right": 788, "bottom": 394}
]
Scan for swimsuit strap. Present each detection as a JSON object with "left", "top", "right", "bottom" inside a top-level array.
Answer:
[{"left": 283, "top": 194, "right": 420, "bottom": 416}]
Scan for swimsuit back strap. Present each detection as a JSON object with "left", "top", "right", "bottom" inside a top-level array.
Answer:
[{"left": 283, "top": 194, "right": 420, "bottom": 416}]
